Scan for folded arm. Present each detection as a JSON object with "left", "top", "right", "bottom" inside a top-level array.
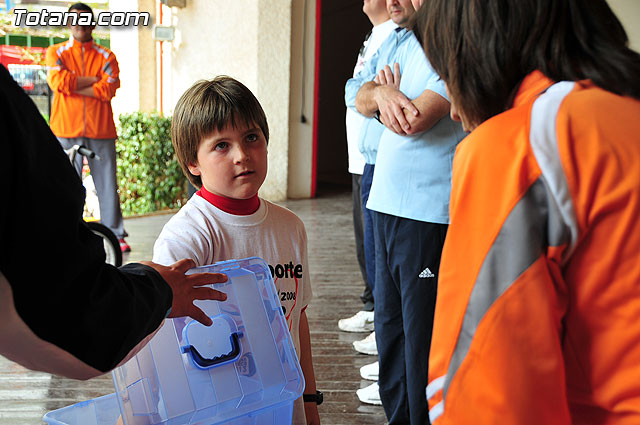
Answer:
[
  {"left": 74, "top": 75, "right": 119, "bottom": 100},
  {"left": 46, "top": 46, "right": 104, "bottom": 98},
  {"left": 400, "top": 89, "right": 450, "bottom": 136},
  {"left": 90, "top": 53, "right": 120, "bottom": 101},
  {"left": 365, "top": 63, "right": 450, "bottom": 136},
  {"left": 74, "top": 77, "right": 99, "bottom": 97},
  {"left": 355, "top": 81, "right": 419, "bottom": 134},
  {"left": 46, "top": 46, "right": 77, "bottom": 95}
]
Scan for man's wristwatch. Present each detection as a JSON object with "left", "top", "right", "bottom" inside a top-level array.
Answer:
[{"left": 303, "top": 390, "right": 323, "bottom": 405}]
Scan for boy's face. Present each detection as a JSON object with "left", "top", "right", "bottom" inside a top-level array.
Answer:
[{"left": 188, "top": 121, "right": 268, "bottom": 200}]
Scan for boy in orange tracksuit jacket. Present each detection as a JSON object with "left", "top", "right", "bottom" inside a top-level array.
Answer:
[
  {"left": 420, "top": 0, "right": 640, "bottom": 423},
  {"left": 46, "top": 2, "right": 129, "bottom": 252}
]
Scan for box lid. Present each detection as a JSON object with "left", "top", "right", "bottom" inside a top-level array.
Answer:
[{"left": 111, "top": 257, "right": 304, "bottom": 425}]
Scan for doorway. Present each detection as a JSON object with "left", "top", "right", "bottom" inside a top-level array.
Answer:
[{"left": 314, "top": 0, "right": 370, "bottom": 195}]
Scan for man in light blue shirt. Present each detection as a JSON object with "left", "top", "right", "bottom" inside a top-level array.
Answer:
[
  {"left": 344, "top": 5, "right": 414, "bottom": 378},
  {"left": 344, "top": 4, "right": 417, "bottom": 412},
  {"left": 345, "top": 0, "right": 466, "bottom": 423}
]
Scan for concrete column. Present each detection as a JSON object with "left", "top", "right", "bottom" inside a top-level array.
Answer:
[
  {"left": 256, "top": 0, "right": 293, "bottom": 201},
  {"left": 168, "top": 0, "right": 259, "bottom": 103},
  {"left": 137, "top": 0, "right": 157, "bottom": 112},
  {"left": 109, "top": 0, "right": 157, "bottom": 119},
  {"left": 111, "top": 0, "right": 315, "bottom": 200},
  {"left": 168, "top": 0, "right": 299, "bottom": 201},
  {"left": 287, "top": 0, "right": 315, "bottom": 199}
]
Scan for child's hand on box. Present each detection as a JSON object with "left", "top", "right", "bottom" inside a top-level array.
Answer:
[{"left": 140, "top": 259, "right": 228, "bottom": 326}]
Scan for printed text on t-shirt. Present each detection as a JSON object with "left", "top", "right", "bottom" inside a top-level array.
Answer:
[{"left": 268, "top": 262, "right": 302, "bottom": 279}]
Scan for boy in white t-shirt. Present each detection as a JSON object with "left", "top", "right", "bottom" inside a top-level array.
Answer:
[{"left": 152, "top": 76, "right": 320, "bottom": 425}]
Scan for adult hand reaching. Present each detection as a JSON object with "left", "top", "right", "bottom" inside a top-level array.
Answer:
[{"left": 140, "top": 259, "right": 228, "bottom": 326}]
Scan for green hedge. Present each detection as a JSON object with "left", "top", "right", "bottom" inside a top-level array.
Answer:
[{"left": 117, "top": 112, "right": 187, "bottom": 216}]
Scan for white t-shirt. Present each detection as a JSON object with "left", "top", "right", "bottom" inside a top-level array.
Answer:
[
  {"left": 153, "top": 195, "right": 313, "bottom": 424},
  {"left": 345, "top": 19, "right": 398, "bottom": 174}
]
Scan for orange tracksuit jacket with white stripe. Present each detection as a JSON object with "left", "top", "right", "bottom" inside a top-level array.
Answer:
[
  {"left": 427, "top": 71, "right": 640, "bottom": 424},
  {"left": 46, "top": 38, "right": 119, "bottom": 139}
]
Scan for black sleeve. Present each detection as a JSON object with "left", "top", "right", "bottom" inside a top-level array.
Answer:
[{"left": 0, "top": 65, "right": 173, "bottom": 373}]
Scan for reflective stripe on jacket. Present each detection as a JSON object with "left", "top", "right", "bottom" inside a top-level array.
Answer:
[
  {"left": 46, "top": 38, "right": 119, "bottom": 139},
  {"left": 428, "top": 71, "right": 640, "bottom": 424}
]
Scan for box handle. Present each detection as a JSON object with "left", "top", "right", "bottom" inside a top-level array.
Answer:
[{"left": 183, "top": 331, "right": 243, "bottom": 368}]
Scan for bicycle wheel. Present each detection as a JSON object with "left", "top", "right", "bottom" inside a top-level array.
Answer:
[{"left": 87, "top": 221, "right": 123, "bottom": 267}]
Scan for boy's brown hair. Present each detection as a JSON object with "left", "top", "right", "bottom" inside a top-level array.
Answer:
[{"left": 171, "top": 76, "right": 269, "bottom": 188}]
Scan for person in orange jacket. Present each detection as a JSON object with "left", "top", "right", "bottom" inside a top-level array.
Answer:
[
  {"left": 46, "top": 2, "right": 130, "bottom": 252},
  {"left": 418, "top": 0, "right": 640, "bottom": 423}
]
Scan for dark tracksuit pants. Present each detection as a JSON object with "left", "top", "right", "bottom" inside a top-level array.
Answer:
[
  {"left": 58, "top": 137, "right": 127, "bottom": 239},
  {"left": 352, "top": 172, "right": 373, "bottom": 310},
  {"left": 373, "top": 211, "right": 447, "bottom": 425},
  {"left": 361, "top": 163, "right": 376, "bottom": 306}
]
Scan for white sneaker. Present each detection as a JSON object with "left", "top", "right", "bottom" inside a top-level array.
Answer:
[
  {"left": 360, "top": 361, "right": 379, "bottom": 381},
  {"left": 338, "top": 310, "right": 374, "bottom": 333},
  {"left": 353, "top": 331, "right": 377, "bottom": 355},
  {"left": 356, "top": 382, "right": 382, "bottom": 405}
]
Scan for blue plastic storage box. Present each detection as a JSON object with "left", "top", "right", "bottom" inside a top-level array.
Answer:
[{"left": 43, "top": 257, "right": 305, "bottom": 425}]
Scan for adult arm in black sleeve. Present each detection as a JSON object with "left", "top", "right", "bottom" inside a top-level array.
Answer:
[{"left": 0, "top": 65, "right": 225, "bottom": 376}]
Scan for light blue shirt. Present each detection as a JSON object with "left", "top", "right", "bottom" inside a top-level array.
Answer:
[
  {"left": 345, "top": 28, "right": 414, "bottom": 165},
  {"left": 366, "top": 32, "right": 467, "bottom": 223}
]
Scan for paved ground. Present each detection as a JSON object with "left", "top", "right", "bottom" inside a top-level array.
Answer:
[{"left": 0, "top": 187, "right": 387, "bottom": 424}]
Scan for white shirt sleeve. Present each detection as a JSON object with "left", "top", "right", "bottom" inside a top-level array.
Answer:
[{"left": 152, "top": 201, "right": 213, "bottom": 267}]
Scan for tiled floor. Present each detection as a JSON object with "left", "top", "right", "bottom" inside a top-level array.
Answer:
[{"left": 0, "top": 187, "right": 387, "bottom": 424}]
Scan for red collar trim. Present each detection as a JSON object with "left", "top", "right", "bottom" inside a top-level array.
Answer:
[{"left": 197, "top": 187, "right": 260, "bottom": 215}]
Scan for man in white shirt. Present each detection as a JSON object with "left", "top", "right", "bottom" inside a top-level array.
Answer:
[
  {"left": 340, "top": 0, "right": 397, "bottom": 409},
  {"left": 340, "top": 0, "right": 396, "bottom": 335}
]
